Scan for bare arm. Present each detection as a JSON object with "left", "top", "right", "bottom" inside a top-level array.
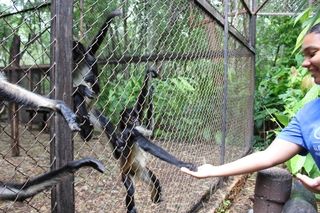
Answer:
[{"left": 181, "top": 138, "right": 302, "bottom": 178}]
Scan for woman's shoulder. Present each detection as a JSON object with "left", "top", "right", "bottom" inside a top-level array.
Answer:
[
  {"left": 302, "top": 98, "right": 320, "bottom": 108},
  {"left": 298, "top": 98, "right": 320, "bottom": 115}
]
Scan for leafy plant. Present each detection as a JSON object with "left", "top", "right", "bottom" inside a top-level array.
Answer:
[{"left": 293, "top": 5, "right": 320, "bottom": 53}]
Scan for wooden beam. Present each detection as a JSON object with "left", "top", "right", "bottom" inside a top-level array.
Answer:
[
  {"left": 0, "top": 2, "right": 50, "bottom": 19},
  {"left": 8, "top": 34, "right": 21, "bottom": 157},
  {"left": 50, "top": 0, "right": 74, "bottom": 212},
  {"left": 253, "top": 0, "right": 270, "bottom": 15},
  {"left": 195, "top": 0, "right": 255, "bottom": 54}
]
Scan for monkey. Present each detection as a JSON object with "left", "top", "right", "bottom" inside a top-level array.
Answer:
[
  {"left": 0, "top": 8, "right": 124, "bottom": 205},
  {"left": 0, "top": 157, "right": 104, "bottom": 201},
  {"left": 72, "top": 8, "right": 122, "bottom": 141},
  {"left": 88, "top": 67, "right": 197, "bottom": 213},
  {"left": 0, "top": 72, "right": 80, "bottom": 131}
]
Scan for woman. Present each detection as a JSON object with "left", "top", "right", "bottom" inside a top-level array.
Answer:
[{"left": 181, "top": 23, "right": 320, "bottom": 193}]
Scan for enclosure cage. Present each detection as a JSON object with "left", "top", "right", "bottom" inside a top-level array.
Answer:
[{"left": 0, "top": 0, "right": 310, "bottom": 212}]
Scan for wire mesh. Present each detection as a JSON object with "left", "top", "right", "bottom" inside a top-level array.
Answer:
[
  {"left": 225, "top": 36, "right": 254, "bottom": 163},
  {"left": 203, "top": 0, "right": 251, "bottom": 40},
  {"left": 0, "top": 0, "right": 254, "bottom": 212},
  {"left": 0, "top": 0, "right": 53, "bottom": 212},
  {"left": 256, "top": 0, "right": 309, "bottom": 16}
]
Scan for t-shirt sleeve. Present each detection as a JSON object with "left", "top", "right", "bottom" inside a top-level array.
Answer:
[{"left": 276, "top": 114, "right": 308, "bottom": 156}]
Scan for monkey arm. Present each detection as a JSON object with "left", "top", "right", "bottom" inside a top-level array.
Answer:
[
  {"left": 0, "top": 78, "right": 80, "bottom": 131},
  {"left": 135, "top": 67, "right": 159, "bottom": 122},
  {"left": 0, "top": 78, "right": 56, "bottom": 109},
  {"left": 132, "top": 129, "right": 197, "bottom": 171},
  {"left": 73, "top": 90, "right": 94, "bottom": 141},
  {"left": 0, "top": 158, "right": 104, "bottom": 201}
]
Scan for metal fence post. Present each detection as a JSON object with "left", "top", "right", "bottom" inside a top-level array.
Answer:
[
  {"left": 50, "top": 0, "right": 74, "bottom": 212},
  {"left": 221, "top": 0, "right": 230, "bottom": 165}
]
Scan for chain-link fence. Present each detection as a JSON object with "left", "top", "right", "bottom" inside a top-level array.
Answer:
[
  {"left": 0, "top": 0, "right": 255, "bottom": 212},
  {"left": 255, "top": 0, "right": 311, "bottom": 16}
]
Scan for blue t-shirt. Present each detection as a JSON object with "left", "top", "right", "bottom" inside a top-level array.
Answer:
[{"left": 277, "top": 98, "right": 320, "bottom": 168}]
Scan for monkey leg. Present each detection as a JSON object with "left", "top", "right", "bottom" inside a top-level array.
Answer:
[
  {"left": 140, "top": 167, "right": 162, "bottom": 203},
  {"left": 73, "top": 92, "right": 94, "bottom": 140},
  {"left": 121, "top": 172, "right": 137, "bottom": 213},
  {"left": 0, "top": 158, "right": 104, "bottom": 201}
]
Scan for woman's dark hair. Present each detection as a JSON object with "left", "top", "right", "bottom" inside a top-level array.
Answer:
[{"left": 308, "top": 23, "right": 320, "bottom": 34}]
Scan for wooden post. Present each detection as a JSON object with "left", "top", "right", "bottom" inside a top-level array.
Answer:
[
  {"left": 8, "top": 34, "right": 21, "bottom": 157},
  {"left": 50, "top": 0, "right": 74, "bottom": 212}
]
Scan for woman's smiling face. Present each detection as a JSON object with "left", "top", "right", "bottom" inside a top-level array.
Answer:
[{"left": 302, "top": 32, "right": 320, "bottom": 84}]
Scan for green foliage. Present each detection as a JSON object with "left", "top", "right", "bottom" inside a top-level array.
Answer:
[
  {"left": 152, "top": 75, "right": 198, "bottom": 140},
  {"left": 216, "top": 199, "right": 232, "bottom": 213},
  {"left": 254, "top": 16, "right": 302, "bottom": 149},
  {"left": 293, "top": 5, "right": 320, "bottom": 53}
]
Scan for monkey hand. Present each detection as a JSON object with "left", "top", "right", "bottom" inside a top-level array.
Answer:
[
  {"left": 67, "top": 158, "right": 105, "bottom": 173},
  {"left": 180, "top": 162, "right": 198, "bottom": 172},
  {"left": 181, "top": 164, "right": 217, "bottom": 179},
  {"left": 56, "top": 101, "right": 81, "bottom": 131},
  {"left": 296, "top": 173, "right": 320, "bottom": 193},
  {"left": 115, "top": 139, "right": 125, "bottom": 152}
]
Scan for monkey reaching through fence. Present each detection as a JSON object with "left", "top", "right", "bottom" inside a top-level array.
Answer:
[
  {"left": 0, "top": 158, "right": 105, "bottom": 201},
  {"left": 0, "top": 73, "right": 106, "bottom": 202},
  {"left": 88, "top": 68, "right": 197, "bottom": 213},
  {"left": 0, "top": 72, "right": 80, "bottom": 131},
  {"left": 0, "top": 7, "right": 123, "bottom": 206}
]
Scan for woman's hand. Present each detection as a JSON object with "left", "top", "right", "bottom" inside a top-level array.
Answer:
[
  {"left": 181, "top": 164, "right": 217, "bottom": 179},
  {"left": 296, "top": 173, "right": 320, "bottom": 193}
]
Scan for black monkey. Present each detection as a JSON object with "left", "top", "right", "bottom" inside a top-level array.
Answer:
[
  {"left": 89, "top": 68, "right": 197, "bottom": 213},
  {"left": 0, "top": 72, "right": 80, "bottom": 131},
  {"left": 0, "top": 158, "right": 104, "bottom": 201},
  {"left": 72, "top": 8, "right": 122, "bottom": 141},
  {"left": 0, "top": 9, "right": 123, "bottom": 204}
]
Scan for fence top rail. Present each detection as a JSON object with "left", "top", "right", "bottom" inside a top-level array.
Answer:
[{"left": 0, "top": 2, "right": 50, "bottom": 19}]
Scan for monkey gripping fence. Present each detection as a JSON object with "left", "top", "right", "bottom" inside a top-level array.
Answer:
[{"left": 0, "top": 0, "right": 302, "bottom": 212}]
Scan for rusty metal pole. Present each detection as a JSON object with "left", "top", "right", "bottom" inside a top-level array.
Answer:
[{"left": 253, "top": 167, "right": 292, "bottom": 213}]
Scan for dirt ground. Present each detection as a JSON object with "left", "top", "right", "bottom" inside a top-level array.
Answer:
[
  {"left": 0, "top": 122, "right": 255, "bottom": 213},
  {"left": 193, "top": 174, "right": 255, "bottom": 213}
]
